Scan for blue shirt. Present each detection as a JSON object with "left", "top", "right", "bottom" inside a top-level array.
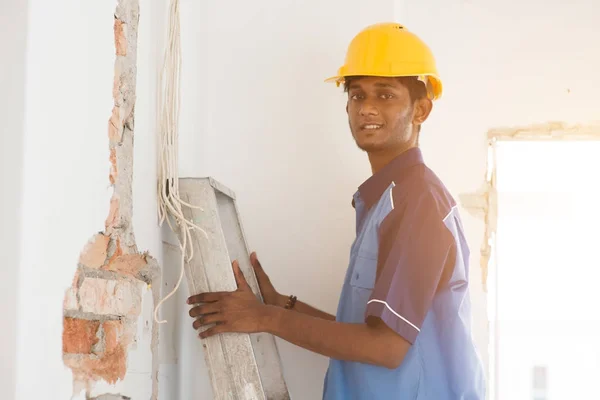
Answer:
[{"left": 323, "top": 148, "right": 486, "bottom": 400}]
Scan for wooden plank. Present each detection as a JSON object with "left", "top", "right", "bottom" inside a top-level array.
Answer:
[
  {"left": 172, "top": 177, "right": 290, "bottom": 400},
  {"left": 212, "top": 182, "right": 290, "bottom": 400}
]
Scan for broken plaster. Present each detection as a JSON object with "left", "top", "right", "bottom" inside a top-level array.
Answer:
[
  {"left": 63, "top": 0, "right": 161, "bottom": 398},
  {"left": 459, "top": 121, "right": 600, "bottom": 292}
]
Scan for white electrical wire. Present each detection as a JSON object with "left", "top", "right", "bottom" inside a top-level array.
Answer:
[{"left": 154, "top": 0, "right": 207, "bottom": 324}]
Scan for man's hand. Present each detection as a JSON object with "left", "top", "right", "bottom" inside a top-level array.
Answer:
[
  {"left": 249, "top": 252, "right": 284, "bottom": 307},
  {"left": 187, "top": 258, "right": 409, "bottom": 368},
  {"left": 187, "top": 260, "right": 275, "bottom": 339}
]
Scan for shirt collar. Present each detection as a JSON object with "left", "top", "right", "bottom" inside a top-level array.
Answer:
[{"left": 354, "top": 147, "right": 425, "bottom": 209}]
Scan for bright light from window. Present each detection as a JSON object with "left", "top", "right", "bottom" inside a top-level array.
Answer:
[{"left": 494, "top": 140, "right": 600, "bottom": 399}]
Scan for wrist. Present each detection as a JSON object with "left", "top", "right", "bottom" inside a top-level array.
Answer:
[
  {"left": 275, "top": 293, "right": 288, "bottom": 308},
  {"left": 263, "top": 304, "right": 284, "bottom": 334}
]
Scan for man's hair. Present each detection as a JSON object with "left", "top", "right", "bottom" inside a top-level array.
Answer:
[
  {"left": 343, "top": 76, "right": 427, "bottom": 137},
  {"left": 343, "top": 76, "right": 428, "bottom": 103}
]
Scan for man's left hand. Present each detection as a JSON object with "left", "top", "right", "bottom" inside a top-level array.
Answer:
[{"left": 187, "top": 260, "right": 273, "bottom": 339}]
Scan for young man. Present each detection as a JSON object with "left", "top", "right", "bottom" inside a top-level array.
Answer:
[{"left": 187, "top": 23, "right": 486, "bottom": 399}]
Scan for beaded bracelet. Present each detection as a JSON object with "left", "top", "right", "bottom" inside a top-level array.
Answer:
[{"left": 284, "top": 295, "right": 297, "bottom": 310}]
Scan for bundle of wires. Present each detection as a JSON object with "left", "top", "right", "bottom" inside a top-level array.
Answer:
[{"left": 155, "top": 0, "right": 207, "bottom": 324}]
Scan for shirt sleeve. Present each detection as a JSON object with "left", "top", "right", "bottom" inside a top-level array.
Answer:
[{"left": 365, "top": 189, "right": 456, "bottom": 344}]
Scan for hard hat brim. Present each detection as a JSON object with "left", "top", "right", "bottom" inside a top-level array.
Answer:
[
  {"left": 324, "top": 73, "right": 443, "bottom": 100},
  {"left": 324, "top": 75, "right": 344, "bottom": 86}
]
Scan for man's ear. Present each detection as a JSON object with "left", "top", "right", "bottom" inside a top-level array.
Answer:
[
  {"left": 412, "top": 97, "right": 433, "bottom": 126},
  {"left": 346, "top": 102, "right": 349, "bottom": 114}
]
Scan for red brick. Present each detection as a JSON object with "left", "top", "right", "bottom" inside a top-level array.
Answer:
[
  {"left": 64, "top": 345, "right": 128, "bottom": 385},
  {"left": 63, "top": 317, "right": 100, "bottom": 354},
  {"left": 63, "top": 290, "right": 78, "bottom": 310},
  {"left": 88, "top": 344, "right": 127, "bottom": 384},
  {"left": 79, "top": 234, "right": 110, "bottom": 268},
  {"left": 63, "top": 319, "right": 133, "bottom": 384},
  {"left": 78, "top": 277, "right": 141, "bottom": 317},
  {"left": 103, "top": 320, "right": 124, "bottom": 353},
  {"left": 107, "top": 237, "right": 123, "bottom": 265},
  {"left": 103, "top": 253, "right": 147, "bottom": 276},
  {"left": 114, "top": 19, "right": 127, "bottom": 56}
]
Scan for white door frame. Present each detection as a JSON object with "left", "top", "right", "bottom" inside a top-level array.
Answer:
[{"left": 458, "top": 120, "right": 600, "bottom": 400}]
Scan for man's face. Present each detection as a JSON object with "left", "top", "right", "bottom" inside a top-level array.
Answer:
[{"left": 346, "top": 76, "right": 418, "bottom": 153}]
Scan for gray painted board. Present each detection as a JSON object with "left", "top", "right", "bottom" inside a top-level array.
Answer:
[{"left": 171, "top": 177, "right": 290, "bottom": 400}]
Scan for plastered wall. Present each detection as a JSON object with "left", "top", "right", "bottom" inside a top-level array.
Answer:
[
  {"left": 59, "top": 0, "right": 162, "bottom": 398},
  {"left": 10, "top": 0, "right": 163, "bottom": 398}
]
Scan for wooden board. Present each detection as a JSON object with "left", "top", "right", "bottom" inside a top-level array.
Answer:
[{"left": 171, "top": 177, "right": 290, "bottom": 400}]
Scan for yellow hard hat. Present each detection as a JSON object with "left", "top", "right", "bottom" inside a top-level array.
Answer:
[{"left": 325, "top": 22, "right": 443, "bottom": 100}]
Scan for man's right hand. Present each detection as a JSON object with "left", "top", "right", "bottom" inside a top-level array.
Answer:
[{"left": 250, "top": 252, "right": 285, "bottom": 307}]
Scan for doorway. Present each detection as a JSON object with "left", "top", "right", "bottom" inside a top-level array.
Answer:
[{"left": 492, "top": 140, "right": 600, "bottom": 399}]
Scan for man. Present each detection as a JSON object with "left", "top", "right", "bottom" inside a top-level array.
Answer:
[{"left": 187, "top": 22, "right": 486, "bottom": 399}]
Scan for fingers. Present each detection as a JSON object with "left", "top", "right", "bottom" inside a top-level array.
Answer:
[
  {"left": 193, "top": 313, "right": 224, "bottom": 330},
  {"left": 250, "top": 252, "right": 261, "bottom": 269},
  {"left": 232, "top": 260, "right": 250, "bottom": 290},
  {"left": 199, "top": 323, "right": 227, "bottom": 339},
  {"left": 251, "top": 252, "right": 272, "bottom": 285},
  {"left": 188, "top": 302, "right": 221, "bottom": 318},
  {"left": 187, "top": 292, "right": 228, "bottom": 305}
]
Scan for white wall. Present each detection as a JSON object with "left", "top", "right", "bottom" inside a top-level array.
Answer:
[
  {"left": 0, "top": 0, "right": 28, "bottom": 398},
  {"left": 397, "top": 0, "right": 600, "bottom": 393},
  {"left": 133, "top": 0, "right": 164, "bottom": 259},
  {"left": 397, "top": 0, "right": 600, "bottom": 191},
  {"left": 169, "top": 0, "right": 395, "bottom": 398},
  {"left": 13, "top": 0, "right": 164, "bottom": 398},
  {"left": 134, "top": 0, "right": 174, "bottom": 397},
  {"left": 15, "top": 0, "right": 115, "bottom": 397}
]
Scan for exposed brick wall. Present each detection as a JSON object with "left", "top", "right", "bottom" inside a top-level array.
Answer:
[{"left": 62, "top": 0, "right": 159, "bottom": 397}]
